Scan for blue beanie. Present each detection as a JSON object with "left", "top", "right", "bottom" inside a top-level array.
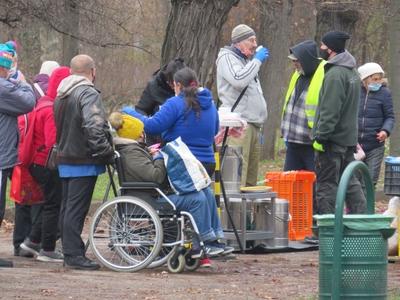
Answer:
[{"left": 0, "top": 51, "right": 13, "bottom": 69}]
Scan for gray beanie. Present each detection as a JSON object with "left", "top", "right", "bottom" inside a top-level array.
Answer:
[{"left": 231, "top": 24, "right": 255, "bottom": 44}]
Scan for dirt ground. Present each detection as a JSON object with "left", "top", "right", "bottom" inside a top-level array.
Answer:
[{"left": 1, "top": 197, "right": 400, "bottom": 300}]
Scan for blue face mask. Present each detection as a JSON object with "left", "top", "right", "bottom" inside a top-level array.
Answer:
[{"left": 368, "top": 83, "right": 382, "bottom": 92}]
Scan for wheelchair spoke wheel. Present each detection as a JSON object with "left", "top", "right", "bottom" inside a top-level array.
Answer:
[
  {"left": 89, "top": 196, "right": 163, "bottom": 272},
  {"left": 148, "top": 217, "right": 180, "bottom": 269}
]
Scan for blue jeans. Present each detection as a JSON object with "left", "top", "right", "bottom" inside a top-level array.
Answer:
[
  {"left": 284, "top": 142, "right": 315, "bottom": 171},
  {"left": 167, "top": 187, "right": 223, "bottom": 242}
]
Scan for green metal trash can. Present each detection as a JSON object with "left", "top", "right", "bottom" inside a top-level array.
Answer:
[
  {"left": 316, "top": 214, "right": 394, "bottom": 299},
  {"left": 315, "top": 161, "right": 395, "bottom": 300}
]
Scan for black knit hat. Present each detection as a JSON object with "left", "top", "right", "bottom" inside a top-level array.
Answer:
[{"left": 321, "top": 31, "right": 350, "bottom": 53}]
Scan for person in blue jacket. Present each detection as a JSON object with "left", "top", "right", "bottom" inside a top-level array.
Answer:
[
  {"left": 123, "top": 67, "right": 219, "bottom": 176},
  {"left": 357, "top": 62, "right": 395, "bottom": 186},
  {"left": 0, "top": 45, "right": 36, "bottom": 267}
]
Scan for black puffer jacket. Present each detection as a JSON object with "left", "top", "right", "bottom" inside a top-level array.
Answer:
[
  {"left": 135, "top": 71, "right": 174, "bottom": 116},
  {"left": 358, "top": 84, "right": 395, "bottom": 152},
  {"left": 54, "top": 75, "right": 113, "bottom": 164},
  {"left": 135, "top": 71, "right": 175, "bottom": 145}
]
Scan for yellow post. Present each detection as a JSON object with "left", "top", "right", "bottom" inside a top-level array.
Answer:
[
  {"left": 214, "top": 151, "right": 221, "bottom": 217},
  {"left": 398, "top": 208, "right": 400, "bottom": 257}
]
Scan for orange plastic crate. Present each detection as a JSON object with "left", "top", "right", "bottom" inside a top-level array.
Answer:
[{"left": 265, "top": 171, "right": 315, "bottom": 241}]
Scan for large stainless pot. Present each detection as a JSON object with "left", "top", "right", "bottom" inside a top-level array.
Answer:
[{"left": 254, "top": 198, "right": 289, "bottom": 249}]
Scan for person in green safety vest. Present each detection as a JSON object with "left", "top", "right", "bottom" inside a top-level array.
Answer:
[{"left": 281, "top": 40, "right": 326, "bottom": 174}]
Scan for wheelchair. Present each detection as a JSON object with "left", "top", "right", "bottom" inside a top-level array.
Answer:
[{"left": 88, "top": 152, "right": 205, "bottom": 273}]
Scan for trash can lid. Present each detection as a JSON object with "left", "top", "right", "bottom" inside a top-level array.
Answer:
[
  {"left": 314, "top": 214, "right": 394, "bottom": 230},
  {"left": 385, "top": 156, "right": 400, "bottom": 164}
]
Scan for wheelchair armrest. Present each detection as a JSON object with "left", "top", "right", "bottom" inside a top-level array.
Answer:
[{"left": 120, "top": 181, "right": 160, "bottom": 189}]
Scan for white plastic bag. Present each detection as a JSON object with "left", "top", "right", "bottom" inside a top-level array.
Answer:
[
  {"left": 354, "top": 144, "right": 366, "bottom": 161},
  {"left": 383, "top": 196, "right": 400, "bottom": 255},
  {"left": 161, "top": 137, "right": 211, "bottom": 195}
]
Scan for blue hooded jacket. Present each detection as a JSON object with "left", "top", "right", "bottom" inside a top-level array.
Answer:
[{"left": 123, "top": 87, "right": 219, "bottom": 163}]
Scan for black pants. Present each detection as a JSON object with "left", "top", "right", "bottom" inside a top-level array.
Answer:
[
  {"left": 28, "top": 164, "right": 62, "bottom": 251},
  {"left": 60, "top": 176, "right": 97, "bottom": 257},
  {"left": 0, "top": 168, "right": 12, "bottom": 226},
  {"left": 13, "top": 203, "right": 43, "bottom": 249},
  {"left": 315, "top": 143, "right": 366, "bottom": 214}
]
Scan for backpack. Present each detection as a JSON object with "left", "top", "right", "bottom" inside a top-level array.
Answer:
[{"left": 18, "top": 100, "right": 53, "bottom": 166}]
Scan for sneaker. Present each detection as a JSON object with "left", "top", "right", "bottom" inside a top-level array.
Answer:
[
  {"left": 304, "top": 236, "right": 319, "bottom": 245},
  {"left": 64, "top": 256, "right": 100, "bottom": 271},
  {"left": 214, "top": 241, "right": 235, "bottom": 255},
  {"left": 14, "top": 246, "right": 34, "bottom": 258},
  {"left": 199, "top": 258, "right": 212, "bottom": 268},
  {"left": 204, "top": 244, "right": 224, "bottom": 257},
  {"left": 37, "top": 250, "right": 64, "bottom": 263},
  {"left": 20, "top": 238, "right": 40, "bottom": 256},
  {"left": 207, "top": 241, "right": 235, "bottom": 255},
  {"left": 189, "top": 247, "right": 204, "bottom": 259}
]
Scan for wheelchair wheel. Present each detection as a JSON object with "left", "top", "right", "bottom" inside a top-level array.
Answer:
[
  {"left": 148, "top": 217, "right": 180, "bottom": 269},
  {"left": 184, "top": 254, "right": 200, "bottom": 271},
  {"left": 89, "top": 196, "right": 163, "bottom": 272},
  {"left": 167, "top": 253, "right": 185, "bottom": 273}
]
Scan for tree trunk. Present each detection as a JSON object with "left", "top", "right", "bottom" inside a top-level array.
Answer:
[
  {"left": 258, "top": 0, "right": 294, "bottom": 160},
  {"left": 315, "top": 1, "right": 360, "bottom": 43},
  {"left": 161, "top": 0, "right": 239, "bottom": 87},
  {"left": 62, "top": 0, "right": 79, "bottom": 65},
  {"left": 388, "top": 0, "right": 400, "bottom": 156}
]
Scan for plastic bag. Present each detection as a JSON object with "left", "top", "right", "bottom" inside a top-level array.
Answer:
[
  {"left": 382, "top": 196, "right": 400, "bottom": 255},
  {"left": 161, "top": 137, "right": 211, "bottom": 195},
  {"left": 354, "top": 144, "right": 366, "bottom": 161},
  {"left": 10, "top": 165, "right": 43, "bottom": 205}
]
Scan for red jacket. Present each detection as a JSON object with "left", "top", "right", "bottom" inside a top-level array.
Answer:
[
  {"left": 31, "top": 96, "right": 56, "bottom": 166},
  {"left": 31, "top": 66, "right": 70, "bottom": 166}
]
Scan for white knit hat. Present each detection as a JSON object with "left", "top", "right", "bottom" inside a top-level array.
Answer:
[
  {"left": 358, "top": 62, "right": 384, "bottom": 80},
  {"left": 39, "top": 60, "right": 60, "bottom": 76},
  {"left": 231, "top": 24, "right": 255, "bottom": 43}
]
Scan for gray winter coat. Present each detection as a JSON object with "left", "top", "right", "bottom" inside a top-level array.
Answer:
[
  {"left": 216, "top": 46, "right": 267, "bottom": 126},
  {"left": 0, "top": 78, "right": 35, "bottom": 169}
]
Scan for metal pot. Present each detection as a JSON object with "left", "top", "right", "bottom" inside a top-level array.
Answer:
[
  {"left": 219, "top": 146, "right": 242, "bottom": 193},
  {"left": 254, "top": 198, "right": 289, "bottom": 249},
  {"left": 220, "top": 197, "right": 252, "bottom": 249}
]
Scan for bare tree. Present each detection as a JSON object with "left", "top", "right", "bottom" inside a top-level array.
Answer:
[
  {"left": 315, "top": 1, "right": 360, "bottom": 42},
  {"left": 61, "top": 0, "right": 80, "bottom": 65},
  {"left": 257, "top": 0, "right": 295, "bottom": 160},
  {"left": 161, "top": 0, "right": 240, "bottom": 87}
]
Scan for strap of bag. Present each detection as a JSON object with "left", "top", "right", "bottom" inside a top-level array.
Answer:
[
  {"left": 33, "top": 83, "right": 45, "bottom": 97},
  {"left": 231, "top": 86, "right": 248, "bottom": 113},
  {"left": 23, "top": 114, "right": 28, "bottom": 137}
]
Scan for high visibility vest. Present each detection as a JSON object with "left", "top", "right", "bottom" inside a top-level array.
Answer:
[{"left": 282, "top": 60, "right": 326, "bottom": 128}]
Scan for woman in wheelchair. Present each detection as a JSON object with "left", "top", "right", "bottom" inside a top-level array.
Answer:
[{"left": 109, "top": 112, "right": 234, "bottom": 258}]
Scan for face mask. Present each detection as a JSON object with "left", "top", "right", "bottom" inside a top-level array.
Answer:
[
  {"left": 319, "top": 49, "right": 330, "bottom": 60},
  {"left": 368, "top": 83, "right": 382, "bottom": 92}
]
